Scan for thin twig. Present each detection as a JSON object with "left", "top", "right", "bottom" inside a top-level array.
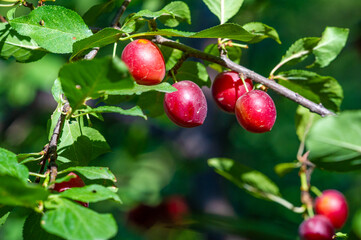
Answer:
[
  {"left": 0, "top": 15, "right": 7, "bottom": 23},
  {"left": 168, "top": 52, "right": 189, "bottom": 77},
  {"left": 153, "top": 35, "right": 335, "bottom": 117},
  {"left": 22, "top": 1, "right": 35, "bottom": 10},
  {"left": 111, "top": 0, "right": 131, "bottom": 28}
]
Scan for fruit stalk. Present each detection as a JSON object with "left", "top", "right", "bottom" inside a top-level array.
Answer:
[{"left": 153, "top": 35, "right": 335, "bottom": 117}]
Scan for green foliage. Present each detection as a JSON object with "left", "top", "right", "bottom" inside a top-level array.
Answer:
[
  {"left": 242, "top": 22, "right": 281, "bottom": 44},
  {"left": 0, "top": 176, "right": 48, "bottom": 208},
  {"left": 175, "top": 61, "right": 210, "bottom": 87},
  {"left": 306, "top": 111, "right": 361, "bottom": 171},
  {"left": 274, "top": 162, "right": 300, "bottom": 177},
  {"left": 202, "top": 0, "right": 244, "bottom": 23},
  {"left": 0, "top": 23, "right": 46, "bottom": 62},
  {"left": 278, "top": 70, "right": 343, "bottom": 112},
  {"left": 59, "top": 57, "right": 133, "bottom": 112},
  {"left": 10, "top": 6, "right": 92, "bottom": 54},
  {"left": 295, "top": 106, "right": 321, "bottom": 142},
  {"left": 42, "top": 198, "right": 117, "bottom": 240},
  {"left": 125, "top": 1, "right": 191, "bottom": 28},
  {"left": 58, "top": 185, "right": 122, "bottom": 203},
  {"left": 0, "top": 148, "right": 29, "bottom": 182},
  {"left": 57, "top": 120, "right": 110, "bottom": 165},
  {"left": 208, "top": 158, "right": 281, "bottom": 200},
  {"left": 59, "top": 167, "right": 117, "bottom": 182}
]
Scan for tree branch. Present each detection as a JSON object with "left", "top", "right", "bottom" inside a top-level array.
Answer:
[
  {"left": 111, "top": 0, "right": 131, "bottom": 28},
  {"left": 35, "top": 102, "right": 69, "bottom": 184},
  {"left": 153, "top": 35, "right": 335, "bottom": 117}
]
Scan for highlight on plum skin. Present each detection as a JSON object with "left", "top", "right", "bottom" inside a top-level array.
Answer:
[
  {"left": 164, "top": 80, "right": 207, "bottom": 128},
  {"left": 299, "top": 215, "right": 335, "bottom": 240},
  {"left": 235, "top": 90, "right": 276, "bottom": 133},
  {"left": 315, "top": 189, "right": 348, "bottom": 229},
  {"left": 121, "top": 39, "right": 166, "bottom": 85},
  {"left": 53, "top": 172, "right": 89, "bottom": 207},
  {"left": 211, "top": 71, "right": 253, "bottom": 113}
]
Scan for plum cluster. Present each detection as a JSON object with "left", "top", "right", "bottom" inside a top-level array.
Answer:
[
  {"left": 121, "top": 39, "right": 276, "bottom": 132},
  {"left": 299, "top": 190, "right": 348, "bottom": 240}
]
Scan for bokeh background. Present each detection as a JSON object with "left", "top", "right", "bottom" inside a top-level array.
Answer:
[{"left": 0, "top": 0, "right": 360, "bottom": 239}]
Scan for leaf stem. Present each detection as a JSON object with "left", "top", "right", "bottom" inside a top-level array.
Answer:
[{"left": 269, "top": 50, "right": 309, "bottom": 78}]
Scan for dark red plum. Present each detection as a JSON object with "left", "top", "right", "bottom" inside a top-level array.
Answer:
[
  {"left": 235, "top": 90, "right": 276, "bottom": 133},
  {"left": 299, "top": 215, "right": 334, "bottom": 240},
  {"left": 53, "top": 172, "right": 88, "bottom": 207},
  {"left": 212, "top": 71, "right": 253, "bottom": 113},
  {"left": 121, "top": 39, "right": 165, "bottom": 85},
  {"left": 164, "top": 81, "right": 207, "bottom": 128}
]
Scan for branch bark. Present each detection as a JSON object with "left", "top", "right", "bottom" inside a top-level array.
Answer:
[
  {"left": 153, "top": 35, "right": 335, "bottom": 117},
  {"left": 35, "top": 102, "right": 69, "bottom": 184},
  {"left": 111, "top": 0, "right": 132, "bottom": 28}
]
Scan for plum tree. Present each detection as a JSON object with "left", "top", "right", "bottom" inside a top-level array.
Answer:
[
  {"left": 164, "top": 80, "right": 207, "bottom": 128},
  {"left": 121, "top": 39, "right": 166, "bottom": 85},
  {"left": 315, "top": 190, "right": 348, "bottom": 229},
  {"left": 211, "top": 71, "right": 253, "bottom": 113},
  {"left": 299, "top": 215, "right": 334, "bottom": 240},
  {"left": 235, "top": 90, "right": 276, "bottom": 133}
]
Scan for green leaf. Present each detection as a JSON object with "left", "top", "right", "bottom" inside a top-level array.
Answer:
[
  {"left": 58, "top": 121, "right": 110, "bottom": 165},
  {"left": 0, "top": 23, "right": 46, "bottom": 62},
  {"left": 159, "top": 45, "right": 184, "bottom": 71},
  {"left": 295, "top": 105, "right": 321, "bottom": 142},
  {"left": 58, "top": 185, "right": 121, "bottom": 204},
  {"left": 83, "top": 0, "right": 117, "bottom": 26},
  {"left": 159, "top": 1, "right": 191, "bottom": 27},
  {"left": 274, "top": 162, "right": 300, "bottom": 177},
  {"left": 51, "top": 79, "right": 64, "bottom": 104},
  {"left": 105, "top": 81, "right": 176, "bottom": 95},
  {"left": 0, "top": 206, "right": 12, "bottom": 227},
  {"left": 306, "top": 111, "right": 361, "bottom": 172},
  {"left": 176, "top": 61, "right": 211, "bottom": 87},
  {"left": 60, "top": 166, "right": 116, "bottom": 182},
  {"left": 242, "top": 22, "right": 281, "bottom": 44},
  {"left": 71, "top": 28, "right": 123, "bottom": 60},
  {"left": 281, "top": 37, "right": 320, "bottom": 66},
  {"left": 309, "top": 27, "right": 349, "bottom": 68},
  {"left": 42, "top": 198, "right": 117, "bottom": 240},
  {"left": 59, "top": 57, "right": 134, "bottom": 112},
  {"left": 23, "top": 212, "right": 62, "bottom": 240},
  {"left": 10, "top": 5, "right": 92, "bottom": 54},
  {"left": 127, "top": 1, "right": 191, "bottom": 28},
  {"left": 202, "top": 0, "right": 244, "bottom": 23},
  {"left": 0, "top": 175, "right": 49, "bottom": 208},
  {"left": 275, "top": 27, "right": 349, "bottom": 73},
  {"left": 136, "top": 91, "right": 166, "bottom": 118},
  {"left": 79, "top": 105, "right": 147, "bottom": 120},
  {"left": 0, "top": 148, "right": 29, "bottom": 182},
  {"left": 208, "top": 158, "right": 280, "bottom": 200},
  {"left": 278, "top": 70, "right": 343, "bottom": 112}
]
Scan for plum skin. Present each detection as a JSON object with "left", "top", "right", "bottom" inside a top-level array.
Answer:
[
  {"left": 315, "top": 190, "right": 348, "bottom": 229},
  {"left": 212, "top": 71, "right": 253, "bottom": 113},
  {"left": 121, "top": 39, "right": 165, "bottom": 85},
  {"left": 53, "top": 172, "right": 88, "bottom": 207},
  {"left": 164, "top": 80, "right": 207, "bottom": 128},
  {"left": 235, "top": 90, "right": 276, "bottom": 133},
  {"left": 299, "top": 215, "right": 334, "bottom": 240}
]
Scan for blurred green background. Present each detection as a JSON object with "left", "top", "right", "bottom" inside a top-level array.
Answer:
[{"left": 0, "top": 0, "right": 360, "bottom": 239}]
